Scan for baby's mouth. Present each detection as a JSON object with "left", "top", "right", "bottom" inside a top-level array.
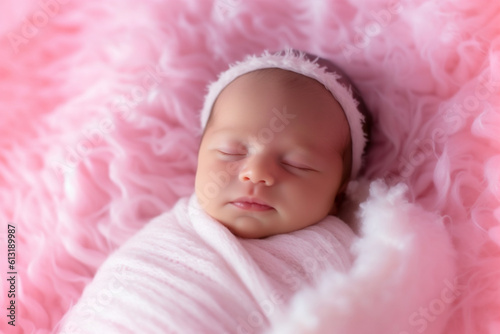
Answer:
[{"left": 230, "top": 197, "right": 274, "bottom": 211}]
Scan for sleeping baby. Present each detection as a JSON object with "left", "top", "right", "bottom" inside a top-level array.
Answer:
[
  {"left": 58, "top": 49, "right": 371, "bottom": 334},
  {"left": 195, "top": 49, "right": 371, "bottom": 239}
]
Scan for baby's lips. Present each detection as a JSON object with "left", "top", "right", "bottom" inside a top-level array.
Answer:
[
  {"left": 231, "top": 202, "right": 274, "bottom": 211},
  {"left": 230, "top": 197, "right": 275, "bottom": 211}
]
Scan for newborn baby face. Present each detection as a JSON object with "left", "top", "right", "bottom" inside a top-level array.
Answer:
[{"left": 195, "top": 69, "right": 351, "bottom": 238}]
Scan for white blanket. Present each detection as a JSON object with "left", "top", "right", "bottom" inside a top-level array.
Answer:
[{"left": 58, "top": 180, "right": 456, "bottom": 334}]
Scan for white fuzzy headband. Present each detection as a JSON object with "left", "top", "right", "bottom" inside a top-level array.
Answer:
[{"left": 200, "top": 49, "right": 367, "bottom": 179}]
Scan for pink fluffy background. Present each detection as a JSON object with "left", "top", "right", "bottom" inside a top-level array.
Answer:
[{"left": 0, "top": 0, "right": 499, "bottom": 333}]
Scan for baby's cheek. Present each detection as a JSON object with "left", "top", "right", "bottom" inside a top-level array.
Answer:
[
  {"left": 294, "top": 181, "right": 335, "bottom": 220},
  {"left": 207, "top": 159, "right": 240, "bottom": 182}
]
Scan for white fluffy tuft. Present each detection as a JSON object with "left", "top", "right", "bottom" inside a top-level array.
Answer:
[{"left": 268, "top": 180, "right": 457, "bottom": 334}]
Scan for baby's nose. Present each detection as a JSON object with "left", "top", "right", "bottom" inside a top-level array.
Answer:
[{"left": 239, "top": 156, "right": 275, "bottom": 186}]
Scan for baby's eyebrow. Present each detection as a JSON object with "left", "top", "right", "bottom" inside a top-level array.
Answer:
[
  {"left": 292, "top": 142, "right": 344, "bottom": 164},
  {"left": 208, "top": 127, "right": 237, "bottom": 136},
  {"left": 289, "top": 145, "right": 325, "bottom": 162},
  {"left": 206, "top": 128, "right": 246, "bottom": 145},
  {"left": 292, "top": 139, "right": 328, "bottom": 154}
]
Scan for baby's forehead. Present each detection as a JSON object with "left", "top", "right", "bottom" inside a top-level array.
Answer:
[
  {"left": 208, "top": 75, "right": 351, "bottom": 151},
  {"left": 214, "top": 70, "right": 342, "bottom": 116},
  {"left": 243, "top": 68, "right": 333, "bottom": 94},
  {"left": 214, "top": 68, "right": 343, "bottom": 116}
]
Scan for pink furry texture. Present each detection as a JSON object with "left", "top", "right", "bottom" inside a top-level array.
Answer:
[{"left": 0, "top": 0, "right": 498, "bottom": 333}]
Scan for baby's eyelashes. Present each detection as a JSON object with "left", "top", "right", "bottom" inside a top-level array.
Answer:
[
  {"left": 281, "top": 161, "right": 316, "bottom": 172},
  {"left": 212, "top": 144, "right": 318, "bottom": 173},
  {"left": 217, "top": 150, "right": 245, "bottom": 156},
  {"left": 216, "top": 149, "right": 247, "bottom": 159}
]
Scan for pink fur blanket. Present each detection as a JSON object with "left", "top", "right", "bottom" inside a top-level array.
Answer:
[{"left": 1, "top": 0, "right": 499, "bottom": 333}]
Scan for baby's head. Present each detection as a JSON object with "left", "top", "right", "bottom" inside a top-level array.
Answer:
[{"left": 195, "top": 50, "right": 370, "bottom": 238}]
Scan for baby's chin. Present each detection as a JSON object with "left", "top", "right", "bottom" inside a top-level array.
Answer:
[{"left": 223, "top": 216, "right": 274, "bottom": 239}]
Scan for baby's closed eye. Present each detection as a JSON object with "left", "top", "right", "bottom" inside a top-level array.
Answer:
[
  {"left": 215, "top": 147, "right": 247, "bottom": 160},
  {"left": 282, "top": 160, "right": 317, "bottom": 172}
]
